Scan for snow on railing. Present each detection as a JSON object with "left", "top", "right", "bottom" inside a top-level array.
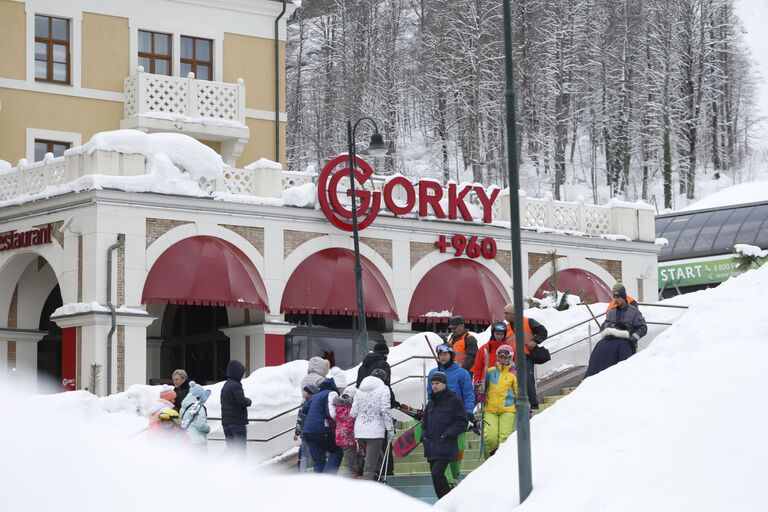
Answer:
[
  {"left": 523, "top": 195, "right": 611, "bottom": 236},
  {"left": 0, "top": 156, "right": 68, "bottom": 201},
  {"left": 124, "top": 67, "right": 246, "bottom": 125}
]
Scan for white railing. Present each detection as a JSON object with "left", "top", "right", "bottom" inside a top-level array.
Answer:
[
  {"left": 0, "top": 149, "right": 652, "bottom": 241},
  {"left": 124, "top": 67, "right": 246, "bottom": 126},
  {"left": 523, "top": 196, "right": 611, "bottom": 236}
]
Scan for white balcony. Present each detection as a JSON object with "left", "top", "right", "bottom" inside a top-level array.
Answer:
[{"left": 120, "top": 68, "right": 249, "bottom": 165}]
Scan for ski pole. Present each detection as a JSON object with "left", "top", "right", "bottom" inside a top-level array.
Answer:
[
  {"left": 583, "top": 302, "right": 602, "bottom": 330},
  {"left": 377, "top": 440, "right": 392, "bottom": 483},
  {"left": 424, "top": 334, "right": 439, "bottom": 363}
]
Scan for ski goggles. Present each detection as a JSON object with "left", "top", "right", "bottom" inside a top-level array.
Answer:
[{"left": 436, "top": 344, "right": 453, "bottom": 353}]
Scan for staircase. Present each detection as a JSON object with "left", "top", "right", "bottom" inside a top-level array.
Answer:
[{"left": 387, "top": 384, "right": 580, "bottom": 504}]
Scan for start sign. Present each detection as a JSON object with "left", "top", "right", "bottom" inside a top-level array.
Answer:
[{"left": 318, "top": 155, "right": 500, "bottom": 232}]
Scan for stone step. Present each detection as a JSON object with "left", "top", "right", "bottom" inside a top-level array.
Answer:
[
  {"left": 542, "top": 394, "right": 564, "bottom": 404},
  {"left": 394, "top": 458, "right": 484, "bottom": 475},
  {"left": 561, "top": 386, "right": 578, "bottom": 395}
]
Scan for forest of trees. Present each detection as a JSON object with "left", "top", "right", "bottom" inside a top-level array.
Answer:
[{"left": 285, "top": 0, "right": 759, "bottom": 207}]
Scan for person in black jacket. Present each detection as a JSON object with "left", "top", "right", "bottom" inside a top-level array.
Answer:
[
  {"left": 422, "top": 371, "right": 468, "bottom": 499},
  {"left": 356, "top": 342, "right": 391, "bottom": 386},
  {"left": 171, "top": 369, "right": 189, "bottom": 412},
  {"left": 220, "top": 360, "right": 252, "bottom": 459}
]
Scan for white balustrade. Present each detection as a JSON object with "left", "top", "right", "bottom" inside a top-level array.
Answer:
[{"left": 123, "top": 68, "right": 246, "bottom": 125}]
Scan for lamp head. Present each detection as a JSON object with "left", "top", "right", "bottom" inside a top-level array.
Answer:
[{"left": 367, "top": 131, "right": 388, "bottom": 156}]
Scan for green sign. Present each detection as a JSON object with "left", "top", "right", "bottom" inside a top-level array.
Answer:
[{"left": 658, "top": 257, "right": 741, "bottom": 288}]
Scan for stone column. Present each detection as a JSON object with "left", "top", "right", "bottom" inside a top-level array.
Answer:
[{"left": 0, "top": 329, "right": 46, "bottom": 392}]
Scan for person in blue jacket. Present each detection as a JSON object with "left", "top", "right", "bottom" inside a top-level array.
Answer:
[
  {"left": 427, "top": 343, "right": 474, "bottom": 487},
  {"left": 300, "top": 376, "right": 344, "bottom": 473},
  {"left": 422, "top": 371, "right": 467, "bottom": 499}
]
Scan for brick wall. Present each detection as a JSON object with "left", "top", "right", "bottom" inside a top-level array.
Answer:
[
  {"left": 361, "top": 237, "right": 393, "bottom": 267},
  {"left": 410, "top": 242, "right": 435, "bottom": 269},
  {"left": 284, "top": 230, "right": 325, "bottom": 258},
  {"left": 586, "top": 257, "right": 622, "bottom": 281},
  {"left": 495, "top": 249, "right": 511, "bottom": 275},
  {"left": 117, "top": 245, "right": 125, "bottom": 305},
  {"left": 145, "top": 218, "right": 191, "bottom": 248},
  {"left": 221, "top": 224, "right": 264, "bottom": 254},
  {"left": 528, "top": 252, "right": 565, "bottom": 278}
]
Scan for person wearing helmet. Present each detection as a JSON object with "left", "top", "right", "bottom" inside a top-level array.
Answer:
[
  {"left": 481, "top": 343, "right": 518, "bottom": 458},
  {"left": 472, "top": 321, "right": 509, "bottom": 388},
  {"left": 426, "top": 342, "right": 475, "bottom": 486}
]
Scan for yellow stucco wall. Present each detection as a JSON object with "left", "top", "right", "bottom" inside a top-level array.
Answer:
[
  {"left": 0, "top": 0, "right": 26, "bottom": 80},
  {"left": 223, "top": 33, "right": 285, "bottom": 113},
  {"left": 82, "top": 12, "right": 130, "bottom": 92},
  {"left": 0, "top": 89, "right": 123, "bottom": 163},
  {"left": 239, "top": 118, "right": 285, "bottom": 167}
]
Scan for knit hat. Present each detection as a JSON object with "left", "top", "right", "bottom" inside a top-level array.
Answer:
[
  {"left": 614, "top": 285, "right": 627, "bottom": 299},
  {"left": 159, "top": 385, "right": 176, "bottom": 403},
  {"left": 430, "top": 371, "right": 448, "bottom": 384},
  {"left": 449, "top": 316, "right": 464, "bottom": 327},
  {"left": 189, "top": 381, "right": 205, "bottom": 399},
  {"left": 303, "top": 384, "right": 320, "bottom": 395},
  {"left": 373, "top": 342, "right": 390, "bottom": 355},
  {"left": 330, "top": 367, "right": 348, "bottom": 389}
]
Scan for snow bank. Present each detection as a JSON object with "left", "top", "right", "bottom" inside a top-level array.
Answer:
[
  {"left": 283, "top": 182, "right": 316, "bottom": 207},
  {"left": 51, "top": 302, "right": 147, "bottom": 317},
  {"left": 0, "top": 159, "right": 11, "bottom": 174},
  {"left": 0, "top": 387, "right": 431, "bottom": 512},
  {"left": 245, "top": 157, "right": 282, "bottom": 170},
  {"left": 438, "top": 265, "right": 768, "bottom": 511},
  {"left": 681, "top": 180, "right": 768, "bottom": 212},
  {"left": 603, "top": 197, "right": 656, "bottom": 211}
]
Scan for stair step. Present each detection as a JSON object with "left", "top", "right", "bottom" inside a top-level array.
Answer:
[
  {"left": 542, "top": 394, "right": 564, "bottom": 404},
  {"left": 394, "top": 458, "right": 484, "bottom": 475},
  {"left": 561, "top": 386, "right": 578, "bottom": 395}
]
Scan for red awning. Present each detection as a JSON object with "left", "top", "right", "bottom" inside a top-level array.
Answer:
[
  {"left": 534, "top": 268, "right": 612, "bottom": 303},
  {"left": 281, "top": 248, "right": 397, "bottom": 318},
  {"left": 408, "top": 259, "right": 509, "bottom": 324},
  {"left": 142, "top": 236, "right": 268, "bottom": 309}
]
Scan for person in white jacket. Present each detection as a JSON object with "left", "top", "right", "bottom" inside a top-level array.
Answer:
[{"left": 350, "top": 369, "right": 394, "bottom": 481}]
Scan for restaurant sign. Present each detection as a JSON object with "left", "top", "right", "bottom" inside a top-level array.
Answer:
[{"left": 0, "top": 224, "right": 54, "bottom": 252}]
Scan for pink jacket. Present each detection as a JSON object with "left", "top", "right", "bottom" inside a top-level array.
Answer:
[{"left": 333, "top": 398, "right": 356, "bottom": 447}]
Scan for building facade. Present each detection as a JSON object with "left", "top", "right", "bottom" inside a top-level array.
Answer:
[
  {"left": 0, "top": 0, "right": 290, "bottom": 167},
  {"left": 0, "top": 0, "right": 659, "bottom": 396}
]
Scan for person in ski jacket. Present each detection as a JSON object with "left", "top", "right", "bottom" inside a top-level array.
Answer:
[
  {"left": 447, "top": 316, "right": 478, "bottom": 377},
  {"left": 606, "top": 282, "right": 638, "bottom": 313},
  {"left": 179, "top": 380, "right": 210, "bottom": 450},
  {"left": 356, "top": 342, "right": 391, "bottom": 385},
  {"left": 584, "top": 286, "right": 647, "bottom": 378},
  {"left": 482, "top": 344, "right": 518, "bottom": 457},
  {"left": 422, "top": 371, "right": 468, "bottom": 499},
  {"left": 426, "top": 343, "right": 474, "bottom": 486},
  {"left": 220, "top": 360, "right": 252, "bottom": 458},
  {"left": 473, "top": 321, "right": 509, "bottom": 389},
  {"left": 295, "top": 384, "right": 319, "bottom": 473},
  {"left": 302, "top": 377, "right": 344, "bottom": 473},
  {"left": 171, "top": 369, "right": 189, "bottom": 412},
  {"left": 503, "top": 304, "right": 548, "bottom": 409},
  {"left": 301, "top": 356, "right": 330, "bottom": 389},
  {"left": 331, "top": 386, "right": 358, "bottom": 477},
  {"left": 351, "top": 369, "right": 394, "bottom": 481}
]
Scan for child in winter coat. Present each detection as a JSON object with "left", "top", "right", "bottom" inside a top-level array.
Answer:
[
  {"left": 295, "top": 384, "right": 319, "bottom": 472},
  {"left": 148, "top": 385, "right": 177, "bottom": 435},
  {"left": 179, "top": 381, "right": 211, "bottom": 452},
  {"left": 481, "top": 344, "right": 518, "bottom": 457},
  {"left": 351, "top": 368, "right": 394, "bottom": 481},
  {"left": 331, "top": 386, "right": 358, "bottom": 477}
]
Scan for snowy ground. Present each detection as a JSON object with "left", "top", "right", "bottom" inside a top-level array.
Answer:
[{"left": 2, "top": 267, "right": 767, "bottom": 509}]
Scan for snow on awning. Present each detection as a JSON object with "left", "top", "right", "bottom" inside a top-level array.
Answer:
[{"left": 408, "top": 259, "right": 509, "bottom": 324}]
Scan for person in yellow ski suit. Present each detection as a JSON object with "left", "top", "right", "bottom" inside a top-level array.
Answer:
[{"left": 482, "top": 344, "right": 518, "bottom": 457}]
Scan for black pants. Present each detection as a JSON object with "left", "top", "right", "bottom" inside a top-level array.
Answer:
[
  {"left": 526, "top": 358, "right": 539, "bottom": 408},
  {"left": 429, "top": 459, "right": 451, "bottom": 499},
  {"left": 223, "top": 424, "right": 247, "bottom": 460}
]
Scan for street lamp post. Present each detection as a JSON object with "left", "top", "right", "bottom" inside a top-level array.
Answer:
[
  {"left": 346, "top": 117, "right": 388, "bottom": 363},
  {"left": 502, "top": 0, "right": 533, "bottom": 502}
]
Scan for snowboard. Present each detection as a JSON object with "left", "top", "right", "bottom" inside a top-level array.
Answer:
[
  {"left": 181, "top": 389, "right": 212, "bottom": 430},
  {"left": 393, "top": 421, "right": 423, "bottom": 458}
]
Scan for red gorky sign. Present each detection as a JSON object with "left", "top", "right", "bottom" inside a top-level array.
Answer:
[
  {"left": 0, "top": 224, "right": 53, "bottom": 252},
  {"left": 318, "top": 155, "right": 501, "bottom": 232}
]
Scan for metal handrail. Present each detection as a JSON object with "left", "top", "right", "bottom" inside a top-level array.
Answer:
[
  {"left": 208, "top": 404, "right": 300, "bottom": 423},
  {"left": 547, "top": 321, "right": 677, "bottom": 356},
  {"left": 208, "top": 426, "right": 295, "bottom": 443},
  {"left": 389, "top": 354, "right": 436, "bottom": 369}
]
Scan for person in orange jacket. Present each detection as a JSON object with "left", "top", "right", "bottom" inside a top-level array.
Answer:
[
  {"left": 447, "top": 316, "right": 478, "bottom": 379},
  {"left": 503, "top": 304, "right": 548, "bottom": 410},
  {"left": 606, "top": 282, "right": 637, "bottom": 312}
]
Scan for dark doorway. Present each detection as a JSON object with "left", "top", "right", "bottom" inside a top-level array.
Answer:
[
  {"left": 161, "top": 305, "right": 229, "bottom": 384},
  {"left": 38, "top": 284, "right": 63, "bottom": 392}
]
